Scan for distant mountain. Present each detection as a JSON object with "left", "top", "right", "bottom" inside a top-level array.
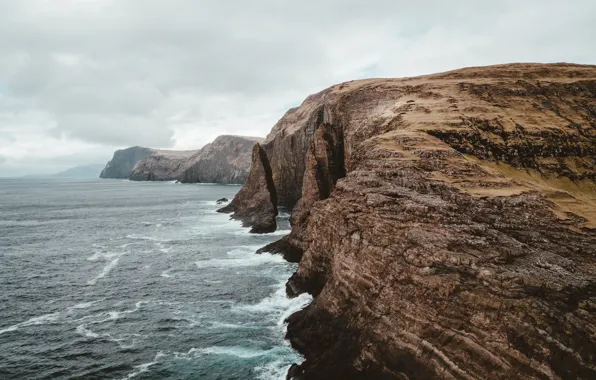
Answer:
[{"left": 52, "top": 164, "right": 106, "bottom": 178}]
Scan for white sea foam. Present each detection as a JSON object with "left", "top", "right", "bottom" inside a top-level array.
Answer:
[
  {"left": 87, "top": 257, "right": 120, "bottom": 285},
  {"left": 255, "top": 360, "right": 294, "bottom": 380},
  {"left": 125, "top": 234, "right": 172, "bottom": 243},
  {"left": 0, "top": 312, "right": 61, "bottom": 335},
  {"left": 195, "top": 252, "right": 285, "bottom": 269},
  {"left": 87, "top": 250, "right": 122, "bottom": 262},
  {"left": 76, "top": 324, "right": 100, "bottom": 338},
  {"left": 119, "top": 353, "right": 161, "bottom": 380},
  {"left": 160, "top": 269, "right": 172, "bottom": 278},
  {"left": 234, "top": 281, "right": 312, "bottom": 326},
  {"left": 67, "top": 300, "right": 98, "bottom": 312},
  {"left": 194, "top": 346, "right": 275, "bottom": 359}
]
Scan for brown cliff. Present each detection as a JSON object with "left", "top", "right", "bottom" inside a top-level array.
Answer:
[
  {"left": 228, "top": 63, "right": 596, "bottom": 379},
  {"left": 124, "top": 135, "right": 262, "bottom": 182},
  {"left": 129, "top": 150, "right": 196, "bottom": 181},
  {"left": 218, "top": 143, "right": 278, "bottom": 233}
]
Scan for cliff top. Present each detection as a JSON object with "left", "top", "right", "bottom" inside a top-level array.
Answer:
[{"left": 265, "top": 62, "right": 596, "bottom": 229}]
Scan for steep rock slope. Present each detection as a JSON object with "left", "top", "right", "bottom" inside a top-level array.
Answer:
[
  {"left": 218, "top": 143, "right": 278, "bottom": 233},
  {"left": 99, "top": 146, "right": 155, "bottom": 178},
  {"left": 102, "top": 135, "right": 262, "bottom": 182},
  {"left": 180, "top": 135, "right": 263, "bottom": 184},
  {"left": 227, "top": 63, "right": 596, "bottom": 379},
  {"left": 129, "top": 150, "right": 196, "bottom": 181}
]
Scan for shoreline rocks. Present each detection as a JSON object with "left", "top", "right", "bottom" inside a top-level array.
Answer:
[
  {"left": 228, "top": 63, "right": 596, "bottom": 379},
  {"left": 217, "top": 143, "right": 278, "bottom": 233}
]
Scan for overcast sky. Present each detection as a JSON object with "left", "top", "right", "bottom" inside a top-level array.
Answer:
[{"left": 1, "top": 0, "right": 595, "bottom": 176}]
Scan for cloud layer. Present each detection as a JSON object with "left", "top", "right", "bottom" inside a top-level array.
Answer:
[{"left": 1, "top": 0, "right": 595, "bottom": 175}]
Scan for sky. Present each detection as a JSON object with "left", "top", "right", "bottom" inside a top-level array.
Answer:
[{"left": 1, "top": 0, "right": 595, "bottom": 176}]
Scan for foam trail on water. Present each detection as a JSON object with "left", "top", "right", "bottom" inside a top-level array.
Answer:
[
  {"left": 0, "top": 312, "right": 61, "bottom": 335},
  {"left": 87, "top": 257, "right": 120, "bottom": 285},
  {"left": 195, "top": 252, "right": 285, "bottom": 269},
  {"left": 192, "top": 346, "right": 278, "bottom": 359}
]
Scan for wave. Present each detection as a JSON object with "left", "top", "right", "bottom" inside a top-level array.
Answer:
[
  {"left": 232, "top": 228, "right": 291, "bottom": 237},
  {"left": 255, "top": 360, "right": 295, "bottom": 380},
  {"left": 125, "top": 234, "right": 172, "bottom": 243},
  {"left": 192, "top": 345, "right": 279, "bottom": 359},
  {"left": 195, "top": 252, "right": 285, "bottom": 269},
  {"left": 0, "top": 312, "right": 61, "bottom": 335},
  {"left": 234, "top": 281, "right": 312, "bottom": 326},
  {"left": 87, "top": 257, "right": 120, "bottom": 285},
  {"left": 118, "top": 352, "right": 163, "bottom": 380}
]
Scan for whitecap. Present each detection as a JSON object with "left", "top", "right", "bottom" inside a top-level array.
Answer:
[
  {"left": 0, "top": 312, "right": 61, "bottom": 335},
  {"left": 233, "top": 281, "right": 312, "bottom": 326},
  {"left": 76, "top": 324, "right": 100, "bottom": 338},
  {"left": 125, "top": 234, "right": 171, "bottom": 243},
  {"left": 119, "top": 355, "right": 160, "bottom": 380},
  {"left": 194, "top": 346, "right": 276, "bottom": 359},
  {"left": 87, "top": 257, "right": 120, "bottom": 285},
  {"left": 255, "top": 360, "right": 295, "bottom": 380},
  {"left": 195, "top": 253, "right": 285, "bottom": 269},
  {"left": 160, "top": 269, "right": 172, "bottom": 278},
  {"left": 87, "top": 250, "right": 122, "bottom": 262}
]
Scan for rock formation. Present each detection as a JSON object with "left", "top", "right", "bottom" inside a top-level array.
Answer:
[
  {"left": 128, "top": 150, "right": 196, "bottom": 181},
  {"left": 218, "top": 143, "right": 278, "bottom": 233},
  {"left": 99, "top": 146, "right": 155, "bottom": 179},
  {"left": 101, "top": 135, "right": 262, "bottom": 183},
  {"left": 226, "top": 63, "right": 596, "bottom": 379},
  {"left": 180, "top": 135, "right": 263, "bottom": 184}
]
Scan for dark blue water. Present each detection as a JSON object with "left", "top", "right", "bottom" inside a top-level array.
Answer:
[{"left": 0, "top": 178, "right": 311, "bottom": 380}]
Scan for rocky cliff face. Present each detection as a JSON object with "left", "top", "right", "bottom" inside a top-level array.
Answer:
[
  {"left": 102, "top": 135, "right": 262, "bottom": 183},
  {"left": 180, "top": 135, "right": 263, "bottom": 184},
  {"left": 129, "top": 150, "right": 196, "bottom": 181},
  {"left": 218, "top": 143, "right": 278, "bottom": 233},
  {"left": 226, "top": 63, "right": 596, "bottom": 379},
  {"left": 99, "top": 146, "right": 155, "bottom": 178}
]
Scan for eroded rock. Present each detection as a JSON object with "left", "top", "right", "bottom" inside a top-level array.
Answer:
[
  {"left": 233, "top": 63, "right": 596, "bottom": 379},
  {"left": 218, "top": 143, "right": 278, "bottom": 233}
]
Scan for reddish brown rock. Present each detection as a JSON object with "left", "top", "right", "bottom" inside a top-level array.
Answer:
[
  {"left": 232, "top": 63, "right": 596, "bottom": 379},
  {"left": 218, "top": 143, "right": 278, "bottom": 233}
]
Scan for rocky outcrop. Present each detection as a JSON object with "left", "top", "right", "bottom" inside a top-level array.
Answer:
[
  {"left": 99, "top": 146, "right": 155, "bottom": 178},
  {"left": 128, "top": 150, "right": 196, "bottom": 181},
  {"left": 218, "top": 143, "right": 278, "bottom": 233},
  {"left": 230, "top": 63, "right": 596, "bottom": 379},
  {"left": 101, "top": 135, "right": 262, "bottom": 182},
  {"left": 180, "top": 135, "right": 263, "bottom": 184}
]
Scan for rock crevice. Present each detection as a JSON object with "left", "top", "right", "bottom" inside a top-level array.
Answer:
[{"left": 230, "top": 63, "right": 596, "bottom": 379}]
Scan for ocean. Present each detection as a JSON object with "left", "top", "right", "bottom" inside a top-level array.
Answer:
[{"left": 0, "top": 178, "right": 311, "bottom": 380}]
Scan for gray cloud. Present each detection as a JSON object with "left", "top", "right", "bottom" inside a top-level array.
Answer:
[{"left": 1, "top": 0, "right": 595, "bottom": 176}]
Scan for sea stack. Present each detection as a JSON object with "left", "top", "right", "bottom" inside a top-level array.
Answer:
[
  {"left": 225, "top": 63, "right": 596, "bottom": 379},
  {"left": 218, "top": 143, "right": 278, "bottom": 233}
]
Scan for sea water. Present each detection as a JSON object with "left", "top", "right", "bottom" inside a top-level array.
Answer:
[{"left": 0, "top": 178, "right": 311, "bottom": 379}]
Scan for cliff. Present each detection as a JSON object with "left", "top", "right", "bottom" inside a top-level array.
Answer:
[
  {"left": 226, "top": 63, "right": 596, "bottom": 379},
  {"left": 101, "top": 135, "right": 262, "bottom": 183},
  {"left": 128, "top": 150, "right": 196, "bottom": 181},
  {"left": 217, "top": 143, "right": 278, "bottom": 233},
  {"left": 180, "top": 135, "right": 263, "bottom": 184},
  {"left": 99, "top": 146, "right": 155, "bottom": 179}
]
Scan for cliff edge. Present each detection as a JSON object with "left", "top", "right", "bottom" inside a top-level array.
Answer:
[
  {"left": 102, "top": 135, "right": 262, "bottom": 183},
  {"left": 99, "top": 146, "right": 155, "bottom": 179},
  {"left": 226, "top": 63, "right": 596, "bottom": 379}
]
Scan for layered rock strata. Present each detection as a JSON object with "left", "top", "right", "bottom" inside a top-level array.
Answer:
[
  {"left": 99, "top": 146, "right": 155, "bottom": 179},
  {"left": 217, "top": 143, "right": 278, "bottom": 233},
  {"left": 128, "top": 150, "right": 195, "bottom": 181},
  {"left": 226, "top": 63, "right": 596, "bottom": 379},
  {"left": 180, "top": 135, "right": 263, "bottom": 184},
  {"left": 101, "top": 135, "right": 262, "bottom": 183}
]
